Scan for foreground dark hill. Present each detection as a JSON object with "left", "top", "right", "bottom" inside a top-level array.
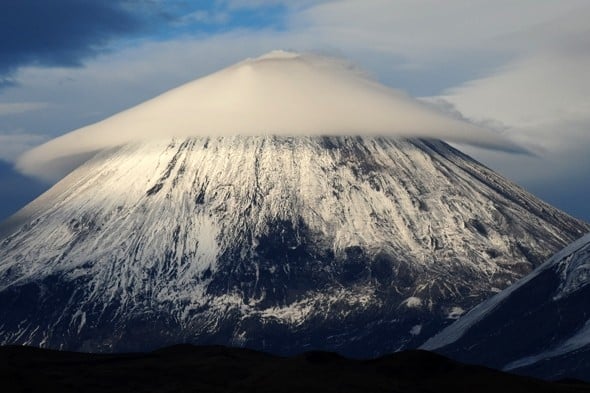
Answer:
[
  {"left": 423, "top": 233, "right": 590, "bottom": 381},
  {"left": 3, "top": 344, "right": 590, "bottom": 393}
]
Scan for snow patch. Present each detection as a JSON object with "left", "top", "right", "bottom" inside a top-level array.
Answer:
[
  {"left": 447, "top": 307, "right": 465, "bottom": 320},
  {"left": 402, "top": 297, "right": 423, "bottom": 308}
]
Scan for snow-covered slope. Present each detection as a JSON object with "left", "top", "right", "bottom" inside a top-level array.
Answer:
[
  {"left": 422, "top": 232, "right": 590, "bottom": 381},
  {"left": 0, "top": 136, "right": 587, "bottom": 354}
]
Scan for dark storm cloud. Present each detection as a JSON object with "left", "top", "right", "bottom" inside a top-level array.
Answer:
[{"left": 0, "top": 0, "right": 145, "bottom": 78}]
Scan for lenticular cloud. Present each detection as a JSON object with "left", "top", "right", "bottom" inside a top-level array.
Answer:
[{"left": 18, "top": 51, "right": 521, "bottom": 180}]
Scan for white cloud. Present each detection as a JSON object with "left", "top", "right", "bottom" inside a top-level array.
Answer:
[
  {"left": 434, "top": 53, "right": 590, "bottom": 185},
  {"left": 17, "top": 51, "right": 519, "bottom": 180},
  {"left": 176, "top": 10, "right": 230, "bottom": 25},
  {"left": 293, "top": 0, "right": 589, "bottom": 62},
  {"left": 440, "top": 54, "right": 590, "bottom": 136},
  {"left": 225, "top": 0, "right": 322, "bottom": 10},
  {"left": 0, "top": 102, "right": 48, "bottom": 116},
  {"left": 0, "top": 132, "right": 48, "bottom": 162}
]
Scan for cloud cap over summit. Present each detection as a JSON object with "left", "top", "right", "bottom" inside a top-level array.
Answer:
[{"left": 17, "top": 51, "right": 521, "bottom": 180}]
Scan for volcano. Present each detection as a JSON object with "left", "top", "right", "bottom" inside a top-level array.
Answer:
[
  {"left": 0, "top": 52, "right": 587, "bottom": 355},
  {"left": 1, "top": 136, "right": 586, "bottom": 355}
]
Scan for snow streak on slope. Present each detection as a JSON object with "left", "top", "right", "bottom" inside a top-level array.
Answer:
[
  {"left": 0, "top": 136, "right": 586, "bottom": 354},
  {"left": 16, "top": 51, "right": 522, "bottom": 181},
  {"left": 422, "top": 232, "right": 590, "bottom": 380}
]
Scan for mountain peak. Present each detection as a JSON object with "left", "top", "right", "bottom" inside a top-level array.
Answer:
[{"left": 0, "top": 136, "right": 586, "bottom": 355}]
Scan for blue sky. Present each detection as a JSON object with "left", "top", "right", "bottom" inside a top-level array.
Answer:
[{"left": 0, "top": 0, "right": 589, "bottom": 222}]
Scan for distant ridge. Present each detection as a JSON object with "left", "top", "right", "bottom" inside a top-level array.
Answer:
[{"left": 423, "top": 233, "right": 590, "bottom": 381}]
